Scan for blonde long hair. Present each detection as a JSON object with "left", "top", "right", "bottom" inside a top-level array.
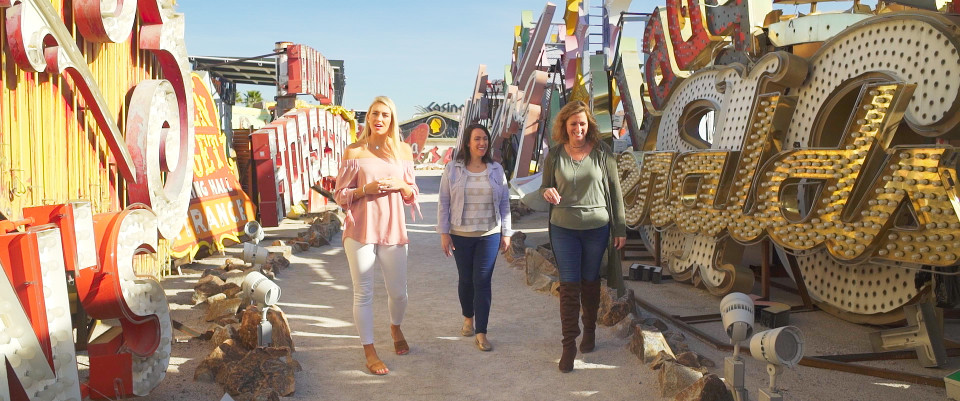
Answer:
[{"left": 358, "top": 96, "right": 404, "bottom": 161}]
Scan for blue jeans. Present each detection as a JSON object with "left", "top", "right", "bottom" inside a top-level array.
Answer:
[
  {"left": 550, "top": 224, "right": 610, "bottom": 282},
  {"left": 451, "top": 233, "right": 501, "bottom": 334}
]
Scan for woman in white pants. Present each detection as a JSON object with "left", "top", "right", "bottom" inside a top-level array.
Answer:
[{"left": 334, "top": 96, "right": 419, "bottom": 375}]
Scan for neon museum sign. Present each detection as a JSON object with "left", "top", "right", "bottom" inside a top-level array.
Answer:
[{"left": 616, "top": 2, "right": 960, "bottom": 311}]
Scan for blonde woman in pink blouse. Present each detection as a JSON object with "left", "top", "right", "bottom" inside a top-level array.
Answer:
[{"left": 334, "top": 96, "right": 419, "bottom": 375}]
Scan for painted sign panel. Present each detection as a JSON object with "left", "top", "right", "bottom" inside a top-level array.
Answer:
[
  {"left": 170, "top": 74, "right": 256, "bottom": 258},
  {"left": 0, "top": 1, "right": 192, "bottom": 398},
  {"left": 285, "top": 44, "right": 335, "bottom": 104},
  {"left": 404, "top": 123, "right": 430, "bottom": 158},
  {"left": 611, "top": 3, "right": 960, "bottom": 324},
  {"left": 251, "top": 106, "right": 354, "bottom": 226},
  {"left": 400, "top": 112, "right": 460, "bottom": 140}
]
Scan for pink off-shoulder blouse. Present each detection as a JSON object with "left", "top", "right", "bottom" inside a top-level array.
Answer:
[{"left": 334, "top": 158, "right": 420, "bottom": 245}]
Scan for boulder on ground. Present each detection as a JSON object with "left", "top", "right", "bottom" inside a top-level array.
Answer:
[
  {"left": 212, "top": 323, "right": 240, "bottom": 345},
  {"left": 628, "top": 325, "right": 676, "bottom": 363},
  {"left": 201, "top": 269, "right": 227, "bottom": 280},
  {"left": 535, "top": 243, "right": 557, "bottom": 267},
  {"left": 658, "top": 360, "right": 704, "bottom": 398},
  {"left": 504, "top": 231, "right": 527, "bottom": 267},
  {"left": 524, "top": 248, "right": 557, "bottom": 293},
  {"left": 675, "top": 351, "right": 703, "bottom": 370},
  {"left": 223, "top": 269, "right": 249, "bottom": 287},
  {"left": 222, "top": 258, "right": 247, "bottom": 272},
  {"left": 264, "top": 245, "right": 292, "bottom": 259},
  {"left": 222, "top": 283, "right": 243, "bottom": 299},
  {"left": 673, "top": 374, "right": 733, "bottom": 401},
  {"left": 664, "top": 331, "right": 691, "bottom": 354},
  {"left": 193, "top": 275, "right": 226, "bottom": 305},
  {"left": 648, "top": 350, "right": 677, "bottom": 370},
  {"left": 206, "top": 295, "right": 243, "bottom": 322},
  {"left": 612, "top": 313, "right": 639, "bottom": 339},
  {"left": 238, "top": 305, "right": 262, "bottom": 350},
  {"left": 289, "top": 241, "right": 310, "bottom": 253},
  {"left": 598, "top": 289, "right": 634, "bottom": 326},
  {"left": 217, "top": 347, "right": 299, "bottom": 397},
  {"left": 194, "top": 339, "right": 247, "bottom": 382},
  {"left": 266, "top": 306, "right": 295, "bottom": 351},
  {"left": 263, "top": 254, "right": 290, "bottom": 276}
]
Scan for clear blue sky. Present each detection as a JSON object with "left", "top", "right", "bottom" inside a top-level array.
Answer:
[
  {"left": 175, "top": 0, "right": 853, "bottom": 121},
  {"left": 176, "top": 0, "right": 661, "bottom": 121}
]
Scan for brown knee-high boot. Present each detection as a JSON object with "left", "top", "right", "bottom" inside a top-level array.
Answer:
[
  {"left": 558, "top": 281, "right": 581, "bottom": 372},
  {"left": 579, "top": 279, "right": 601, "bottom": 353}
]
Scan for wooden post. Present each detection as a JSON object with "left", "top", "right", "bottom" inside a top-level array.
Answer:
[
  {"left": 654, "top": 231, "right": 662, "bottom": 267},
  {"left": 761, "top": 238, "right": 771, "bottom": 300}
]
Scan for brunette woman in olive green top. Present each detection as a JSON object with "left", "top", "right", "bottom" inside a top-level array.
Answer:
[{"left": 540, "top": 100, "right": 626, "bottom": 373}]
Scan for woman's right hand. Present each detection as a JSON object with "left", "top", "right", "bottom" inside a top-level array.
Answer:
[
  {"left": 361, "top": 181, "right": 381, "bottom": 196},
  {"left": 543, "top": 187, "right": 561, "bottom": 205},
  {"left": 441, "top": 234, "right": 455, "bottom": 257}
]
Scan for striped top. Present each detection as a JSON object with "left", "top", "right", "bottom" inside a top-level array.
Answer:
[{"left": 451, "top": 169, "right": 498, "bottom": 236}]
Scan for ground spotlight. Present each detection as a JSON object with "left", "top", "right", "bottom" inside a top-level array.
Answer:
[
  {"left": 242, "top": 242, "right": 269, "bottom": 267},
  {"left": 720, "top": 292, "right": 754, "bottom": 401},
  {"left": 244, "top": 221, "right": 265, "bottom": 244},
  {"left": 750, "top": 326, "right": 805, "bottom": 401},
  {"left": 241, "top": 271, "right": 281, "bottom": 307},
  {"left": 242, "top": 271, "right": 281, "bottom": 347}
]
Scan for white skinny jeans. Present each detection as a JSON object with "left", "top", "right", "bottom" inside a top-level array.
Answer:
[{"left": 343, "top": 237, "right": 409, "bottom": 345}]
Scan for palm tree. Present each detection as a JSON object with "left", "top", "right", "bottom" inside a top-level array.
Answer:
[{"left": 243, "top": 90, "right": 264, "bottom": 107}]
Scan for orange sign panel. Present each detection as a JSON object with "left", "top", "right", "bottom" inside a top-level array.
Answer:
[{"left": 170, "top": 74, "right": 256, "bottom": 258}]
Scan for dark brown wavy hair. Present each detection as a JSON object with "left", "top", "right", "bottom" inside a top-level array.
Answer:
[
  {"left": 455, "top": 123, "right": 494, "bottom": 164},
  {"left": 551, "top": 100, "right": 601, "bottom": 145}
]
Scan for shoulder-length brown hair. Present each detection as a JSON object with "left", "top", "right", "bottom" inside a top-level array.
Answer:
[
  {"left": 455, "top": 123, "right": 494, "bottom": 164},
  {"left": 551, "top": 100, "right": 601, "bottom": 145}
]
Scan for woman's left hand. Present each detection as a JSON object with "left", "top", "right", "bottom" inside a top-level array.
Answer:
[
  {"left": 377, "top": 177, "right": 408, "bottom": 192},
  {"left": 613, "top": 236, "right": 626, "bottom": 250},
  {"left": 500, "top": 236, "right": 512, "bottom": 254}
]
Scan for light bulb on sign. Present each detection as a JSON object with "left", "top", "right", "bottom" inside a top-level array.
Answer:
[
  {"left": 8, "top": 325, "right": 24, "bottom": 338},
  {"left": 18, "top": 344, "right": 37, "bottom": 360}
]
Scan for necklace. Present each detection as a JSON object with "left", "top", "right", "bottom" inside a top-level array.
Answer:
[
  {"left": 567, "top": 143, "right": 589, "bottom": 162},
  {"left": 570, "top": 154, "right": 584, "bottom": 202}
]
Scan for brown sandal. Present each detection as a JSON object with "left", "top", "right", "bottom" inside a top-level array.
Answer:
[
  {"left": 366, "top": 359, "right": 389, "bottom": 375},
  {"left": 394, "top": 339, "right": 409, "bottom": 355}
]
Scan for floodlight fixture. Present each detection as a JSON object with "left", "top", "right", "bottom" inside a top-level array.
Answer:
[
  {"left": 720, "top": 292, "right": 754, "bottom": 401},
  {"left": 720, "top": 292, "right": 755, "bottom": 357},
  {"left": 241, "top": 271, "right": 281, "bottom": 307},
  {"left": 242, "top": 242, "right": 269, "bottom": 266},
  {"left": 244, "top": 221, "right": 265, "bottom": 244},
  {"left": 750, "top": 326, "right": 805, "bottom": 401}
]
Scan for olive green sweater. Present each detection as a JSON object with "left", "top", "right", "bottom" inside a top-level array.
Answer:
[{"left": 540, "top": 143, "right": 626, "bottom": 237}]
